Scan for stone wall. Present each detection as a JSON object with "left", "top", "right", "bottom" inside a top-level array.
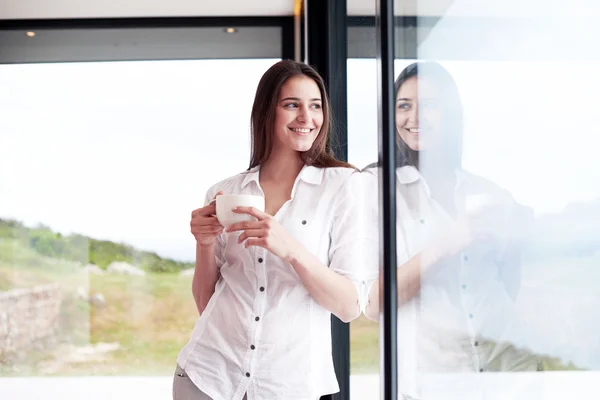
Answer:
[{"left": 0, "top": 284, "right": 62, "bottom": 358}]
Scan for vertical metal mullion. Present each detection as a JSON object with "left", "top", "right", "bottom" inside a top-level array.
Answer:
[
  {"left": 306, "top": 1, "right": 350, "bottom": 399},
  {"left": 282, "top": 16, "right": 296, "bottom": 61},
  {"left": 376, "top": 0, "right": 398, "bottom": 399}
]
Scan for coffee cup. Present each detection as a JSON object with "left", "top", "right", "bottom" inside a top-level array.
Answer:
[{"left": 215, "top": 194, "right": 265, "bottom": 228}]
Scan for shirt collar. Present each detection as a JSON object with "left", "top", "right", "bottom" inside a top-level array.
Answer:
[
  {"left": 298, "top": 165, "right": 324, "bottom": 185},
  {"left": 396, "top": 165, "right": 421, "bottom": 185},
  {"left": 240, "top": 164, "right": 324, "bottom": 190},
  {"left": 397, "top": 166, "right": 475, "bottom": 203},
  {"left": 240, "top": 165, "right": 260, "bottom": 190}
]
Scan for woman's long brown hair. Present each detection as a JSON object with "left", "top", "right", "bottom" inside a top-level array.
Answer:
[{"left": 248, "top": 60, "right": 356, "bottom": 170}]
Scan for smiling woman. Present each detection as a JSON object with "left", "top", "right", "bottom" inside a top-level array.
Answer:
[
  {"left": 176, "top": 60, "right": 366, "bottom": 400},
  {"left": 274, "top": 75, "right": 323, "bottom": 153},
  {"left": 248, "top": 60, "right": 351, "bottom": 170}
]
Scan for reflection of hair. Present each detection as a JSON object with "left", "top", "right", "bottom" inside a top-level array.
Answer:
[
  {"left": 394, "top": 61, "right": 464, "bottom": 168},
  {"left": 249, "top": 60, "right": 354, "bottom": 170}
]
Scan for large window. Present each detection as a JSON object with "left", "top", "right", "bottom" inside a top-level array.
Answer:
[{"left": 0, "top": 25, "right": 281, "bottom": 395}]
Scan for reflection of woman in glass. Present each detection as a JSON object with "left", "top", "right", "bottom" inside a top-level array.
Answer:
[
  {"left": 364, "top": 62, "right": 539, "bottom": 398},
  {"left": 173, "top": 60, "right": 364, "bottom": 400}
]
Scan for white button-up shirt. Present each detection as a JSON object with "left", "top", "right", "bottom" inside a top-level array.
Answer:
[
  {"left": 177, "top": 165, "right": 365, "bottom": 400},
  {"left": 364, "top": 165, "right": 539, "bottom": 399}
]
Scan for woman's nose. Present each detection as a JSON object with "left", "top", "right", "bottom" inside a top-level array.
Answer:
[
  {"left": 297, "top": 107, "right": 309, "bottom": 122},
  {"left": 407, "top": 107, "right": 418, "bottom": 123}
]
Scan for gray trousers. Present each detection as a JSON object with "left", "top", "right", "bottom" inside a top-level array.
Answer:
[{"left": 173, "top": 364, "right": 248, "bottom": 400}]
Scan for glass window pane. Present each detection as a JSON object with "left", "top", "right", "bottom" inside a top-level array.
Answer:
[
  {"left": 391, "top": 0, "right": 600, "bottom": 398},
  {"left": 0, "top": 58, "right": 278, "bottom": 397},
  {"left": 347, "top": 7, "right": 380, "bottom": 399}
]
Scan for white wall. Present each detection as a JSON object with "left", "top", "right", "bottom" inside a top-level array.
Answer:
[
  {"left": 0, "top": 0, "right": 293, "bottom": 19},
  {"left": 1, "top": 0, "right": 468, "bottom": 20}
]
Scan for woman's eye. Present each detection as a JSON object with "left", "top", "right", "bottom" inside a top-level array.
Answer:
[
  {"left": 311, "top": 103, "right": 322, "bottom": 109},
  {"left": 285, "top": 103, "right": 298, "bottom": 108},
  {"left": 397, "top": 102, "right": 411, "bottom": 110}
]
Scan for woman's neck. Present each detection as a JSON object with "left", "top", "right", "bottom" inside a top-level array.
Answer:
[{"left": 260, "top": 150, "right": 305, "bottom": 184}]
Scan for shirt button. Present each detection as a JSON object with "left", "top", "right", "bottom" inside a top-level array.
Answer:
[
  {"left": 301, "top": 220, "right": 307, "bottom": 225},
  {"left": 246, "top": 372, "right": 251, "bottom": 377},
  {"left": 258, "top": 258, "right": 263, "bottom": 263},
  {"left": 474, "top": 341, "right": 479, "bottom": 347},
  {"left": 419, "top": 218, "right": 425, "bottom": 224},
  {"left": 250, "top": 345, "right": 256, "bottom": 350},
  {"left": 255, "top": 316, "right": 260, "bottom": 321},
  {"left": 259, "top": 286, "right": 265, "bottom": 292},
  {"left": 461, "top": 284, "right": 467, "bottom": 290},
  {"left": 479, "top": 368, "right": 484, "bottom": 373},
  {"left": 463, "top": 255, "right": 469, "bottom": 261},
  {"left": 469, "top": 314, "right": 474, "bottom": 319}
]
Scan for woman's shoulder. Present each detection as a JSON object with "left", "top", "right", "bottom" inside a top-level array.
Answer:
[{"left": 320, "top": 165, "right": 359, "bottom": 182}]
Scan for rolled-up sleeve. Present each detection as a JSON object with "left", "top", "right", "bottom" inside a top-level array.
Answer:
[{"left": 328, "top": 171, "right": 379, "bottom": 310}]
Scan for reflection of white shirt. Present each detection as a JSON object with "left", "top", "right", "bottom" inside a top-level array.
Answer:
[
  {"left": 364, "top": 166, "right": 538, "bottom": 399},
  {"left": 177, "top": 165, "right": 365, "bottom": 400}
]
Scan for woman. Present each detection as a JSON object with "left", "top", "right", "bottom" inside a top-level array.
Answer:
[
  {"left": 363, "top": 62, "right": 539, "bottom": 398},
  {"left": 174, "top": 60, "right": 364, "bottom": 400}
]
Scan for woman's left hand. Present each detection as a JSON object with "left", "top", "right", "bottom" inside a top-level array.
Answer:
[{"left": 226, "top": 207, "right": 301, "bottom": 262}]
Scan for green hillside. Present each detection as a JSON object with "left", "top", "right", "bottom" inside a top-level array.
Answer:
[{"left": 0, "top": 218, "right": 193, "bottom": 274}]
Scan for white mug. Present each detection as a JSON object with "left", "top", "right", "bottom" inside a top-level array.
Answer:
[{"left": 215, "top": 194, "right": 265, "bottom": 228}]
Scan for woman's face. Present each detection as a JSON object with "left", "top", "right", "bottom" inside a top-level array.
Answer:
[
  {"left": 395, "top": 76, "right": 443, "bottom": 152},
  {"left": 273, "top": 75, "right": 324, "bottom": 154}
]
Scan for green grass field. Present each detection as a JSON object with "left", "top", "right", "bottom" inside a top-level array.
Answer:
[
  {"left": 0, "top": 240, "right": 380, "bottom": 376},
  {"left": 0, "top": 237, "right": 579, "bottom": 377}
]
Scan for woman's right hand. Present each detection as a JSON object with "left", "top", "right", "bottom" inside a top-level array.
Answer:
[{"left": 190, "top": 191, "right": 224, "bottom": 246}]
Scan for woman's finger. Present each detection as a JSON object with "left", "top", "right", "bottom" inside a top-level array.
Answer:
[
  {"left": 244, "top": 238, "right": 267, "bottom": 249},
  {"left": 191, "top": 216, "right": 221, "bottom": 226},
  {"left": 231, "top": 206, "right": 269, "bottom": 220},
  {"left": 209, "top": 191, "right": 224, "bottom": 205},
  {"left": 226, "top": 220, "right": 263, "bottom": 232},
  {"left": 237, "top": 229, "right": 265, "bottom": 244},
  {"left": 192, "top": 225, "right": 224, "bottom": 234},
  {"left": 192, "top": 204, "right": 217, "bottom": 218}
]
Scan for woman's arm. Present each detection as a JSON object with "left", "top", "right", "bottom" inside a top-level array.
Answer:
[
  {"left": 190, "top": 191, "right": 225, "bottom": 315},
  {"left": 363, "top": 215, "right": 474, "bottom": 321},
  {"left": 287, "top": 247, "right": 360, "bottom": 323},
  {"left": 228, "top": 206, "right": 362, "bottom": 323},
  {"left": 363, "top": 244, "right": 443, "bottom": 321},
  {"left": 192, "top": 242, "right": 220, "bottom": 315}
]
